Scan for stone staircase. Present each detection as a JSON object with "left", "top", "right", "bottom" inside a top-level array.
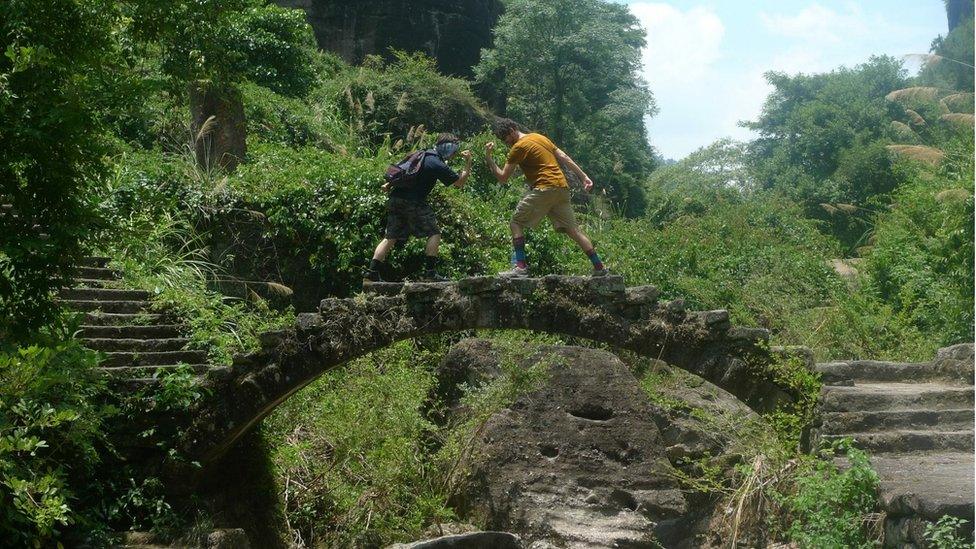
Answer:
[
  {"left": 811, "top": 343, "right": 975, "bottom": 547},
  {"left": 61, "top": 256, "right": 211, "bottom": 382}
]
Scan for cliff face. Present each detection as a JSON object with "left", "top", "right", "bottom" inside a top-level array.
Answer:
[
  {"left": 947, "top": 0, "right": 975, "bottom": 31},
  {"left": 273, "top": 0, "right": 503, "bottom": 77}
]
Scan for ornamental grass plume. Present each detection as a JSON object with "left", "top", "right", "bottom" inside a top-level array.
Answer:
[
  {"left": 905, "top": 109, "right": 927, "bottom": 127},
  {"left": 885, "top": 86, "right": 941, "bottom": 103},
  {"left": 941, "top": 92, "right": 975, "bottom": 114},
  {"left": 939, "top": 113, "right": 975, "bottom": 129},
  {"left": 886, "top": 144, "right": 945, "bottom": 167}
]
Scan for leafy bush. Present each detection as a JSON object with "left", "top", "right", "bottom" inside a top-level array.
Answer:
[
  {"left": 779, "top": 440, "right": 881, "bottom": 548},
  {"left": 924, "top": 515, "right": 971, "bottom": 549},
  {"left": 0, "top": 329, "right": 113, "bottom": 545},
  {"left": 316, "top": 51, "right": 489, "bottom": 145},
  {"left": 1, "top": 0, "right": 116, "bottom": 339},
  {"left": 863, "top": 140, "right": 975, "bottom": 346}
]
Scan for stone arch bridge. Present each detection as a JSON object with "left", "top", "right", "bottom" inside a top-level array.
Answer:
[{"left": 183, "top": 275, "right": 799, "bottom": 463}]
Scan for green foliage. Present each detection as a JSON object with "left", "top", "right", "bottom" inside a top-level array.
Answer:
[
  {"left": 863, "top": 138, "right": 975, "bottom": 346},
  {"left": 778, "top": 440, "right": 881, "bottom": 548},
  {"left": 745, "top": 56, "right": 907, "bottom": 246},
  {"left": 262, "top": 342, "right": 452, "bottom": 546},
  {"left": 476, "top": 0, "right": 657, "bottom": 215},
  {"left": 0, "top": 329, "right": 113, "bottom": 545},
  {"left": 924, "top": 515, "right": 971, "bottom": 549},
  {"left": 318, "top": 51, "right": 489, "bottom": 146},
  {"left": 243, "top": 82, "right": 360, "bottom": 152},
  {"left": 0, "top": 0, "right": 116, "bottom": 339}
]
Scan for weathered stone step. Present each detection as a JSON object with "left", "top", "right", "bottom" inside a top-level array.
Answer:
[
  {"left": 62, "top": 299, "right": 151, "bottom": 314},
  {"left": 78, "top": 256, "right": 111, "bottom": 268},
  {"left": 82, "top": 338, "right": 190, "bottom": 352},
  {"left": 60, "top": 287, "right": 152, "bottom": 301},
  {"left": 823, "top": 430, "right": 974, "bottom": 454},
  {"left": 82, "top": 312, "right": 166, "bottom": 326},
  {"left": 70, "top": 277, "right": 125, "bottom": 289},
  {"left": 818, "top": 409, "right": 974, "bottom": 435},
  {"left": 817, "top": 359, "right": 974, "bottom": 385},
  {"left": 100, "top": 350, "right": 208, "bottom": 368},
  {"left": 78, "top": 324, "right": 183, "bottom": 339},
  {"left": 820, "top": 383, "right": 974, "bottom": 412},
  {"left": 102, "top": 364, "right": 210, "bottom": 376},
  {"left": 75, "top": 266, "right": 121, "bottom": 280}
]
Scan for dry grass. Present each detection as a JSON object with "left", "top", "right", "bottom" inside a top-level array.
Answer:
[
  {"left": 194, "top": 115, "right": 217, "bottom": 144},
  {"left": 935, "top": 188, "right": 973, "bottom": 203},
  {"left": 886, "top": 144, "right": 945, "bottom": 167},
  {"left": 885, "top": 86, "right": 941, "bottom": 103},
  {"left": 940, "top": 113, "right": 975, "bottom": 128},
  {"left": 905, "top": 109, "right": 927, "bottom": 127},
  {"left": 942, "top": 92, "right": 975, "bottom": 114}
]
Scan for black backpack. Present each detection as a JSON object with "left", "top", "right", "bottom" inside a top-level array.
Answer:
[{"left": 384, "top": 150, "right": 431, "bottom": 188}]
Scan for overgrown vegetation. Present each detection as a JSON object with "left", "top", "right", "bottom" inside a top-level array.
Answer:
[{"left": 2, "top": 0, "right": 972, "bottom": 544}]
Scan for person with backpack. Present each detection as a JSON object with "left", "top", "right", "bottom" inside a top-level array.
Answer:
[
  {"left": 364, "top": 133, "right": 472, "bottom": 283},
  {"left": 484, "top": 118, "right": 608, "bottom": 278}
]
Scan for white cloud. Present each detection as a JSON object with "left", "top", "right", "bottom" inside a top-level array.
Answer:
[
  {"left": 630, "top": 3, "right": 725, "bottom": 86},
  {"left": 759, "top": 2, "right": 868, "bottom": 45}
]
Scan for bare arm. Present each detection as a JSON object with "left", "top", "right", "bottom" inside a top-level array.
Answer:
[
  {"left": 452, "top": 150, "right": 473, "bottom": 188},
  {"left": 485, "top": 142, "right": 517, "bottom": 184},
  {"left": 555, "top": 148, "right": 594, "bottom": 192}
]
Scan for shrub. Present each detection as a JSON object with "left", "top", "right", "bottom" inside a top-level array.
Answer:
[
  {"left": 924, "top": 515, "right": 971, "bottom": 549},
  {"left": 0, "top": 328, "right": 113, "bottom": 545},
  {"left": 316, "top": 51, "right": 489, "bottom": 145}
]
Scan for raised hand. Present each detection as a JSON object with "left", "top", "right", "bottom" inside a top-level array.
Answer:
[
  {"left": 485, "top": 141, "right": 495, "bottom": 154},
  {"left": 460, "top": 149, "right": 473, "bottom": 160},
  {"left": 583, "top": 176, "right": 594, "bottom": 192}
]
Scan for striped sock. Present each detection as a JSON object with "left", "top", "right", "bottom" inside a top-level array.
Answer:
[
  {"left": 585, "top": 248, "right": 604, "bottom": 270},
  {"left": 513, "top": 237, "right": 527, "bottom": 268}
]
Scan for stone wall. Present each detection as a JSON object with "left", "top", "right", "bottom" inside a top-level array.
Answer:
[{"left": 273, "top": 0, "right": 503, "bottom": 77}]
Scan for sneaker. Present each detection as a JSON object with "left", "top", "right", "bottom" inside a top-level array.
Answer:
[
  {"left": 498, "top": 266, "right": 530, "bottom": 278},
  {"left": 363, "top": 268, "right": 383, "bottom": 283},
  {"left": 422, "top": 270, "right": 450, "bottom": 282},
  {"left": 591, "top": 267, "right": 610, "bottom": 277}
]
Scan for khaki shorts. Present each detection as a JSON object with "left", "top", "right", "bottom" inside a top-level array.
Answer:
[{"left": 511, "top": 187, "right": 578, "bottom": 231}]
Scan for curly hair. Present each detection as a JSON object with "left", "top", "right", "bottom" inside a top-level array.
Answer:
[{"left": 491, "top": 118, "right": 520, "bottom": 139}]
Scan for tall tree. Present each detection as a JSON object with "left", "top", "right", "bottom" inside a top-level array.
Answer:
[{"left": 475, "top": 0, "right": 657, "bottom": 216}]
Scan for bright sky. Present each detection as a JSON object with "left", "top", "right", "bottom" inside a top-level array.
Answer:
[{"left": 624, "top": 0, "right": 950, "bottom": 159}]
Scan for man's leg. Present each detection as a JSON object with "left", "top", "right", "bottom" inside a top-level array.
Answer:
[
  {"left": 564, "top": 227, "right": 605, "bottom": 272},
  {"left": 510, "top": 221, "right": 527, "bottom": 269},
  {"left": 365, "top": 238, "right": 397, "bottom": 282},
  {"left": 422, "top": 234, "right": 448, "bottom": 281},
  {"left": 550, "top": 188, "right": 605, "bottom": 274}
]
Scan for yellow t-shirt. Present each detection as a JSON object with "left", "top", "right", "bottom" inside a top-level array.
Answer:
[{"left": 506, "top": 133, "right": 568, "bottom": 190}]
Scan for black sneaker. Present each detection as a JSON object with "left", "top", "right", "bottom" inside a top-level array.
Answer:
[{"left": 363, "top": 268, "right": 383, "bottom": 283}]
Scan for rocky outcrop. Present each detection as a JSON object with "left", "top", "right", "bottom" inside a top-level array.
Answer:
[
  {"left": 812, "top": 343, "right": 975, "bottom": 548},
  {"left": 273, "top": 0, "right": 503, "bottom": 77},
  {"left": 441, "top": 340, "right": 690, "bottom": 547}
]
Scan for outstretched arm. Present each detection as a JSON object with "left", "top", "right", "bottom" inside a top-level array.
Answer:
[
  {"left": 555, "top": 148, "right": 594, "bottom": 192},
  {"left": 485, "top": 141, "right": 517, "bottom": 184},
  {"left": 452, "top": 150, "right": 473, "bottom": 188}
]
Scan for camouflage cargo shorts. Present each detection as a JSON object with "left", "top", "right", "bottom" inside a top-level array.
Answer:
[{"left": 384, "top": 197, "right": 441, "bottom": 239}]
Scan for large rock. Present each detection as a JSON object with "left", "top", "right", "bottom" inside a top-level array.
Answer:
[
  {"left": 441, "top": 340, "right": 691, "bottom": 547},
  {"left": 273, "top": 0, "right": 503, "bottom": 77}
]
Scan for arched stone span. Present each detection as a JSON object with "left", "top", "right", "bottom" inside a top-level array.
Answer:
[{"left": 183, "top": 275, "right": 797, "bottom": 463}]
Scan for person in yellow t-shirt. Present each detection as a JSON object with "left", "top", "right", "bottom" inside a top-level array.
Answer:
[{"left": 485, "top": 117, "right": 607, "bottom": 278}]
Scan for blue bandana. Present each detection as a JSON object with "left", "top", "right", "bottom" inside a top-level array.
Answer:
[{"left": 436, "top": 141, "right": 460, "bottom": 159}]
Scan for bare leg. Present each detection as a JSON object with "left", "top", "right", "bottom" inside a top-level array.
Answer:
[
  {"left": 425, "top": 234, "right": 441, "bottom": 256},
  {"left": 563, "top": 227, "right": 594, "bottom": 251},
  {"left": 372, "top": 238, "right": 397, "bottom": 261}
]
